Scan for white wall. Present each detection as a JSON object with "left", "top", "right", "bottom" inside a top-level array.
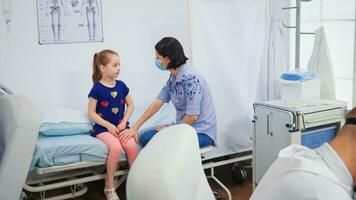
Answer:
[
  {"left": 0, "top": 0, "right": 191, "bottom": 127},
  {"left": 0, "top": 0, "right": 289, "bottom": 157}
]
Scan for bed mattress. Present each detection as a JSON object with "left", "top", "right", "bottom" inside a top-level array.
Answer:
[{"left": 30, "top": 134, "right": 129, "bottom": 170}]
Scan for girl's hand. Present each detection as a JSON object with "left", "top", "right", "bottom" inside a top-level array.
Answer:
[
  {"left": 117, "top": 120, "right": 127, "bottom": 132},
  {"left": 106, "top": 123, "right": 119, "bottom": 137},
  {"left": 119, "top": 128, "right": 138, "bottom": 143}
]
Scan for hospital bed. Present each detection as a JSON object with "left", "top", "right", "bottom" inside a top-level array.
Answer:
[
  {"left": 24, "top": 135, "right": 233, "bottom": 200},
  {"left": 24, "top": 134, "right": 132, "bottom": 200},
  {"left": 0, "top": 94, "right": 131, "bottom": 200},
  {"left": 0, "top": 94, "right": 248, "bottom": 200},
  {"left": 26, "top": 125, "right": 250, "bottom": 200},
  {"left": 24, "top": 132, "right": 243, "bottom": 200}
]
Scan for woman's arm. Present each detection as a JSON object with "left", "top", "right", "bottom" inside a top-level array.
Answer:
[
  {"left": 156, "top": 114, "right": 198, "bottom": 132},
  {"left": 88, "top": 97, "right": 118, "bottom": 136},
  {"left": 119, "top": 98, "right": 164, "bottom": 142},
  {"left": 133, "top": 98, "right": 164, "bottom": 130}
]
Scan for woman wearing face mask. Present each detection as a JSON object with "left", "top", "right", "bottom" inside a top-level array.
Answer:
[{"left": 120, "top": 37, "right": 217, "bottom": 149}]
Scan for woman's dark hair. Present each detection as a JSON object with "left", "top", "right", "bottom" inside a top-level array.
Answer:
[{"left": 155, "top": 37, "right": 188, "bottom": 70}]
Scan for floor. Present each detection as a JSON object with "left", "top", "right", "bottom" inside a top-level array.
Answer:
[{"left": 27, "top": 162, "right": 253, "bottom": 200}]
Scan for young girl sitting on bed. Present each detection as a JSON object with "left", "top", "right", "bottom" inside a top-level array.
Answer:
[{"left": 88, "top": 49, "right": 137, "bottom": 200}]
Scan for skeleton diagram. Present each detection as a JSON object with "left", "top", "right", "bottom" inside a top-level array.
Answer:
[
  {"left": 81, "top": 0, "right": 99, "bottom": 41},
  {"left": 70, "top": 0, "right": 78, "bottom": 7},
  {"left": 46, "top": 0, "right": 65, "bottom": 42}
]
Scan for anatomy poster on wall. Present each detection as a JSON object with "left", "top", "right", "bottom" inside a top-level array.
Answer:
[{"left": 36, "top": 0, "right": 103, "bottom": 44}]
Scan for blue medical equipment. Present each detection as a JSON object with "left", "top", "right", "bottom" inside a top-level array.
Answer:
[{"left": 280, "top": 70, "right": 318, "bottom": 81}]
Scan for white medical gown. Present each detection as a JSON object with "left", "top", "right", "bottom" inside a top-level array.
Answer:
[{"left": 250, "top": 144, "right": 354, "bottom": 200}]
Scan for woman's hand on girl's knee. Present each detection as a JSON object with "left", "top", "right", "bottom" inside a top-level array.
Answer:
[{"left": 119, "top": 128, "right": 138, "bottom": 144}]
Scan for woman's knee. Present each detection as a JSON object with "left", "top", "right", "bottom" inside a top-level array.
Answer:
[
  {"left": 139, "top": 129, "right": 157, "bottom": 146},
  {"left": 197, "top": 133, "right": 214, "bottom": 148},
  {"left": 139, "top": 135, "right": 149, "bottom": 146}
]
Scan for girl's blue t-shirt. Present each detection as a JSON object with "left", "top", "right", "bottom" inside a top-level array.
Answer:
[{"left": 88, "top": 80, "right": 129, "bottom": 136}]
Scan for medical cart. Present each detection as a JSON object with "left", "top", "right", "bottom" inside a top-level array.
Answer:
[{"left": 252, "top": 99, "right": 346, "bottom": 186}]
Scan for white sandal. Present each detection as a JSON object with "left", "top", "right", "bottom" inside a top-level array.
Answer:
[{"left": 104, "top": 187, "right": 120, "bottom": 200}]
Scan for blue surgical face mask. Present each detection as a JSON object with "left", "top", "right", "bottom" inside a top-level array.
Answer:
[{"left": 155, "top": 59, "right": 167, "bottom": 71}]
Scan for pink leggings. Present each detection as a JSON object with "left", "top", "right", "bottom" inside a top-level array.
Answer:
[{"left": 96, "top": 132, "right": 138, "bottom": 163}]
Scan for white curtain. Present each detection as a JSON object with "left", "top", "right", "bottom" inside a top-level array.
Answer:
[
  {"left": 190, "top": 0, "right": 289, "bottom": 157},
  {"left": 261, "top": 0, "right": 290, "bottom": 101}
]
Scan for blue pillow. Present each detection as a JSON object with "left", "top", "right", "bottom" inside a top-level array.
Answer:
[{"left": 39, "top": 122, "right": 93, "bottom": 136}]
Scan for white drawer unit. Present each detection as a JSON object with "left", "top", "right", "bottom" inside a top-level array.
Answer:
[{"left": 252, "top": 99, "right": 346, "bottom": 186}]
